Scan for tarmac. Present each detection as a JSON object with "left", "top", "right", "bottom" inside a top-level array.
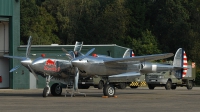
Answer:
[{"left": 0, "top": 86, "right": 200, "bottom": 112}]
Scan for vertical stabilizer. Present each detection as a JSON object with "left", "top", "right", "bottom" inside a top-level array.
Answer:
[
  {"left": 173, "top": 48, "right": 188, "bottom": 79},
  {"left": 26, "top": 36, "right": 32, "bottom": 58},
  {"left": 123, "top": 49, "right": 134, "bottom": 58}
]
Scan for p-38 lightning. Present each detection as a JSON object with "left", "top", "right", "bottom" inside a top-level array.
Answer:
[
  {"left": 4, "top": 36, "right": 87, "bottom": 97},
  {"left": 4, "top": 36, "right": 186, "bottom": 97},
  {"left": 71, "top": 47, "right": 187, "bottom": 96}
]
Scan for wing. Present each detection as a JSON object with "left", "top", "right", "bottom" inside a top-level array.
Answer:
[{"left": 104, "top": 53, "right": 173, "bottom": 64}]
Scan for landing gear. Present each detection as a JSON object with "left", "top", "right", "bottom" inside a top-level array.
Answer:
[
  {"left": 103, "top": 84, "right": 115, "bottom": 97},
  {"left": 43, "top": 87, "right": 49, "bottom": 97},
  {"left": 42, "top": 75, "right": 51, "bottom": 97},
  {"left": 51, "top": 83, "right": 62, "bottom": 96}
]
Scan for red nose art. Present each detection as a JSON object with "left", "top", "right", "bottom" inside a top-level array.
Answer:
[{"left": 45, "top": 59, "right": 56, "bottom": 66}]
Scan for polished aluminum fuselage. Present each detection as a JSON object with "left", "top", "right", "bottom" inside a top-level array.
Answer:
[{"left": 27, "top": 57, "right": 74, "bottom": 78}]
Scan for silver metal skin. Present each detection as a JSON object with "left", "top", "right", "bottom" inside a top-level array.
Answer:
[
  {"left": 73, "top": 48, "right": 185, "bottom": 96},
  {"left": 4, "top": 36, "right": 86, "bottom": 97},
  {"left": 4, "top": 36, "right": 182, "bottom": 97},
  {"left": 71, "top": 53, "right": 174, "bottom": 77}
]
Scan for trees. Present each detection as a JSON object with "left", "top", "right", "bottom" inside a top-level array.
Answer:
[
  {"left": 20, "top": 0, "right": 60, "bottom": 45},
  {"left": 19, "top": 0, "right": 200, "bottom": 68}
]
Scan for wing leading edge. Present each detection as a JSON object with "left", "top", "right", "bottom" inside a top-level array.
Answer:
[{"left": 104, "top": 53, "right": 174, "bottom": 65}]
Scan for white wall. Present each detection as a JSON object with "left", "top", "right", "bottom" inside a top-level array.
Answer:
[
  {"left": 0, "top": 58, "right": 9, "bottom": 88},
  {"left": 0, "top": 21, "right": 9, "bottom": 54},
  {"left": 30, "top": 73, "right": 37, "bottom": 89}
]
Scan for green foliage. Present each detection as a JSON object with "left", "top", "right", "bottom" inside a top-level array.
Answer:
[
  {"left": 19, "top": 0, "right": 200, "bottom": 70},
  {"left": 132, "top": 30, "right": 161, "bottom": 55},
  {"left": 20, "top": 0, "right": 60, "bottom": 45},
  {"left": 195, "top": 71, "right": 200, "bottom": 85}
]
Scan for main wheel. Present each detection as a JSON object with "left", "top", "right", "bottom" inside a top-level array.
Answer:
[
  {"left": 103, "top": 84, "right": 115, "bottom": 97},
  {"left": 187, "top": 81, "right": 193, "bottom": 90},
  {"left": 43, "top": 87, "right": 49, "bottom": 97},
  {"left": 51, "top": 83, "right": 62, "bottom": 96},
  {"left": 165, "top": 80, "right": 172, "bottom": 90},
  {"left": 148, "top": 84, "right": 155, "bottom": 90}
]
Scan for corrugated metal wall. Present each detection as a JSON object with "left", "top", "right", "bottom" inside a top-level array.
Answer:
[{"left": 0, "top": 0, "right": 13, "bottom": 16}]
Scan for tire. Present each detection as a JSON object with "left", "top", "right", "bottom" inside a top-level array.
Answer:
[
  {"left": 117, "top": 83, "right": 127, "bottom": 89},
  {"left": 98, "top": 80, "right": 104, "bottom": 89},
  {"left": 165, "top": 80, "right": 172, "bottom": 90},
  {"left": 171, "top": 85, "right": 176, "bottom": 90},
  {"left": 187, "top": 81, "right": 193, "bottom": 90},
  {"left": 43, "top": 87, "right": 49, "bottom": 97},
  {"left": 51, "top": 83, "right": 62, "bottom": 96},
  {"left": 148, "top": 84, "right": 155, "bottom": 90},
  {"left": 103, "top": 84, "right": 115, "bottom": 97},
  {"left": 130, "top": 86, "right": 138, "bottom": 89}
]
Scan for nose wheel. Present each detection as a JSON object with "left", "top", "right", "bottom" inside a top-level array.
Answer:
[
  {"left": 43, "top": 87, "right": 50, "bottom": 97},
  {"left": 42, "top": 75, "right": 51, "bottom": 97}
]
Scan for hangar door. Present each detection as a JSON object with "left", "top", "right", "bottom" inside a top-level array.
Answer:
[{"left": 0, "top": 21, "right": 9, "bottom": 88}]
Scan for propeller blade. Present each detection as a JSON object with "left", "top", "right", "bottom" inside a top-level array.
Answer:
[
  {"left": 26, "top": 36, "right": 32, "bottom": 58},
  {"left": 3, "top": 55, "right": 27, "bottom": 60},
  {"left": 76, "top": 48, "right": 95, "bottom": 61},
  {"left": 28, "top": 65, "right": 38, "bottom": 80},
  {"left": 74, "top": 67, "right": 79, "bottom": 90},
  {"left": 62, "top": 48, "right": 74, "bottom": 60},
  {"left": 85, "top": 48, "right": 95, "bottom": 56},
  {"left": 10, "top": 65, "right": 21, "bottom": 72},
  {"left": 61, "top": 48, "right": 68, "bottom": 53}
]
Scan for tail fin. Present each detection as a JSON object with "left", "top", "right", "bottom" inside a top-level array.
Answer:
[
  {"left": 173, "top": 48, "right": 188, "bottom": 79},
  {"left": 26, "top": 36, "right": 32, "bottom": 58},
  {"left": 123, "top": 49, "right": 134, "bottom": 58}
]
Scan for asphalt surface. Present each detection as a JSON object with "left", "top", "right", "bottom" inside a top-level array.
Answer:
[{"left": 0, "top": 87, "right": 200, "bottom": 112}]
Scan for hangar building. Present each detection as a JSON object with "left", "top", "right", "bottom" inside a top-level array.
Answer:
[{"left": 0, "top": 0, "right": 129, "bottom": 89}]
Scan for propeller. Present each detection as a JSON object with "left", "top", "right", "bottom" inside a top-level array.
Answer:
[
  {"left": 61, "top": 47, "right": 95, "bottom": 90},
  {"left": 9, "top": 65, "right": 21, "bottom": 72},
  {"left": 4, "top": 36, "right": 38, "bottom": 80}
]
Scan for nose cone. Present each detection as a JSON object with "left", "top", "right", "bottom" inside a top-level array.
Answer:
[
  {"left": 21, "top": 58, "right": 32, "bottom": 67},
  {"left": 71, "top": 58, "right": 81, "bottom": 67}
]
